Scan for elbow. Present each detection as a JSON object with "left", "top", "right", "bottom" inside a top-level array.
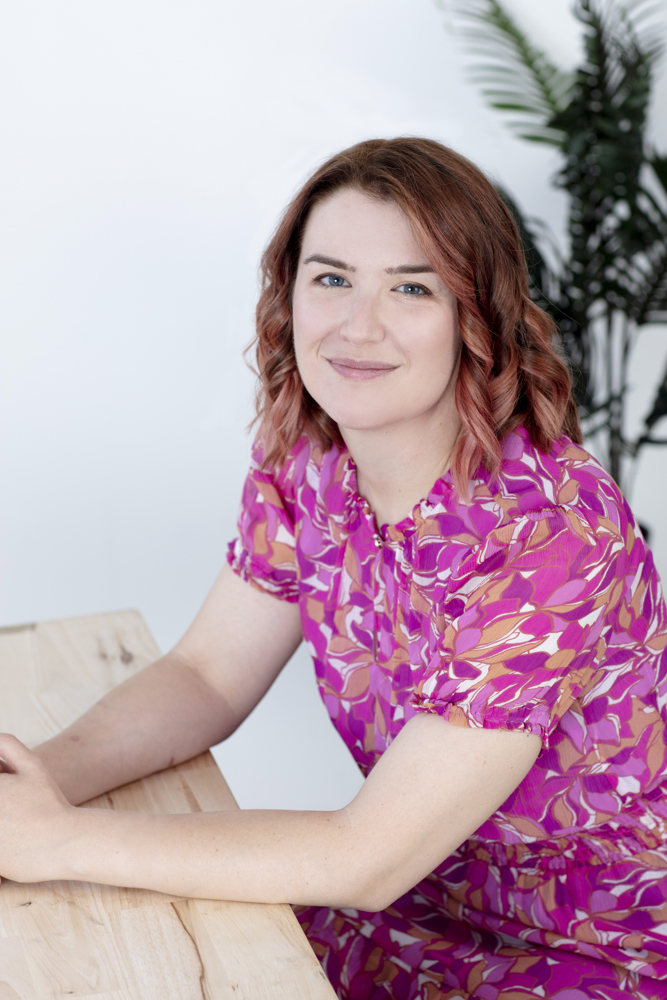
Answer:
[
  {"left": 343, "top": 885, "right": 399, "bottom": 914},
  {"left": 328, "top": 810, "right": 415, "bottom": 913},
  {"left": 336, "top": 870, "right": 404, "bottom": 914},
  {"left": 350, "top": 892, "right": 392, "bottom": 914},
  {"left": 327, "top": 805, "right": 431, "bottom": 913}
]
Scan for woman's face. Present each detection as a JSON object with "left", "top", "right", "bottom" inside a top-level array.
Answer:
[{"left": 292, "top": 187, "right": 461, "bottom": 440}]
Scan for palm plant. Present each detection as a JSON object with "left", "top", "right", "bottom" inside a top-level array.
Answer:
[{"left": 444, "top": 0, "right": 667, "bottom": 499}]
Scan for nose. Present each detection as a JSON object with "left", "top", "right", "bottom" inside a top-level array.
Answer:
[{"left": 339, "top": 289, "right": 385, "bottom": 345}]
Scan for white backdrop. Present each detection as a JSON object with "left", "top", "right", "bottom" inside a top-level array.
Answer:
[{"left": 2, "top": 0, "right": 666, "bottom": 809}]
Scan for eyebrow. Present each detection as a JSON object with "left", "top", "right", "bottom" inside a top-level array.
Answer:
[
  {"left": 302, "top": 254, "right": 435, "bottom": 275},
  {"left": 386, "top": 264, "right": 435, "bottom": 275},
  {"left": 303, "top": 254, "right": 356, "bottom": 271}
]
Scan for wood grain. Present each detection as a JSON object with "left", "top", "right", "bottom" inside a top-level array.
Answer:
[{"left": 0, "top": 611, "right": 335, "bottom": 999}]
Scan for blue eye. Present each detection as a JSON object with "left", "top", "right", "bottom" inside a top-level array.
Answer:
[
  {"left": 396, "top": 283, "right": 427, "bottom": 295},
  {"left": 320, "top": 273, "right": 350, "bottom": 287}
]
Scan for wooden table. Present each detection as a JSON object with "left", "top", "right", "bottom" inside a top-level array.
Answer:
[{"left": 0, "top": 610, "right": 336, "bottom": 999}]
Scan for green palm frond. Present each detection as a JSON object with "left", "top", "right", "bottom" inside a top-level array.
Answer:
[
  {"left": 641, "top": 260, "right": 667, "bottom": 323},
  {"left": 444, "top": 0, "right": 574, "bottom": 144},
  {"left": 553, "top": 0, "right": 657, "bottom": 198},
  {"left": 642, "top": 361, "right": 667, "bottom": 435},
  {"left": 550, "top": 0, "right": 661, "bottom": 329},
  {"left": 442, "top": 0, "right": 667, "bottom": 489},
  {"left": 495, "top": 186, "right": 593, "bottom": 409},
  {"left": 632, "top": 216, "right": 667, "bottom": 323},
  {"left": 495, "top": 185, "right": 556, "bottom": 301},
  {"left": 648, "top": 151, "right": 667, "bottom": 196},
  {"left": 604, "top": 0, "right": 665, "bottom": 62}
]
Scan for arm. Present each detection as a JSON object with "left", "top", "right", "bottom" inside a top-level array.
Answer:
[
  {"left": 0, "top": 713, "right": 540, "bottom": 910},
  {"left": 33, "top": 564, "right": 302, "bottom": 804}
]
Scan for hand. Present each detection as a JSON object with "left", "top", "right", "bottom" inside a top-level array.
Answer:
[{"left": 0, "top": 733, "right": 78, "bottom": 884}]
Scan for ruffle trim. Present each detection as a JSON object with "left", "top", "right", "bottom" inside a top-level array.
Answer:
[
  {"left": 410, "top": 697, "right": 552, "bottom": 746},
  {"left": 226, "top": 538, "right": 299, "bottom": 603}
]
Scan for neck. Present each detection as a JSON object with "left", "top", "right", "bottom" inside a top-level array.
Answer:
[{"left": 341, "top": 409, "right": 462, "bottom": 528}]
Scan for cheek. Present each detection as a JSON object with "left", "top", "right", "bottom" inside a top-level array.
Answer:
[
  {"left": 292, "top": 294, "right": 324, "bottom": 360},
  {"left": 293, "top": 282, "right": 348, "bottom": 341},
  {"left": 292, "top": 298, "right": 326, "bottom": 392},
  {"left": 408, "top": 320, "right": 460, "bottom": 381}
]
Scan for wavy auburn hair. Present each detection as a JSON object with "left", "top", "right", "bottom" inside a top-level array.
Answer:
[{"left": 251, "top": 137, "right": 581, "bottom": 489}]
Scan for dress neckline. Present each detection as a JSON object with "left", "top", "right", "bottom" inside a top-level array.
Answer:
[{"left": 341, "top": 450, "right": 456, "bottom": 540}]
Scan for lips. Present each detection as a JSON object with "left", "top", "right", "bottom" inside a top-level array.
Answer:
[{"left": 327, "top": 357, "right": 399, "bottom": 381}]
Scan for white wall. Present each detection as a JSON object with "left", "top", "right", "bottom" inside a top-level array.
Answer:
[{"left": 2, "top": 0, "right": 666, "bottom": 809}]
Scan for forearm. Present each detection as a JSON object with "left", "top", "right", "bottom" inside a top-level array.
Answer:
[
  {"left": 33, "top": 653, "right": 239, "bottom": 805},
  {"left": 3, "top": 715, "right": 542, "bottom": 914},
  {"left": 60, "top": 805, "right": 368, "bottom": 909}
]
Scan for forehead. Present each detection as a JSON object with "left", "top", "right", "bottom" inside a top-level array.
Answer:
[{"left": 300, "top": 187, "right": 421, "bottom": 262}]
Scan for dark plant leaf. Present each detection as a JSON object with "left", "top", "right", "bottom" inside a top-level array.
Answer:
[
  {"left": 444, "top": 0, "right": 573, "bottom": 144},
  {"left": 551, "top": 0, "right": 656, "bottom": 206},
  {"left": 648, "top": 151, "right": 667, "bottom": 197},
  {"left": 642, "top": 361, "right": 667, "bottom": 431},
  {"left": 442, "top": 0, "right": 667, "bottom": 490},
  {"left": 495, "top": 185, "right": 593, "bottom": 410},
  {"left": 547, "top": 0, "right": 661, "bottom": 335}
]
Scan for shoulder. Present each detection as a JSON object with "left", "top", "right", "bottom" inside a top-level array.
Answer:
[
  {"left": 491, "top": 426, "right": 631, "bottom": 537},
  {"left": 248, "top": 433, "right": 351, "bottom": 514},
  {"left": 436, "top": 426, "right": 623, "bottom": 545},
  {"left": 425, "top": 434, "right": 658, "bottom": 658},
  {"left": 434, "top": 428, "right": 636, "bottom": 596}
]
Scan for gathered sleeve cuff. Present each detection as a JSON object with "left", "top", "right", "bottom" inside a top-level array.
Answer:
[
  {"left": 226, "top": 438, "right": 300, "bottom": 603},
  {"left": 410, "top": 505, "right": 622, "bottom": 748}
]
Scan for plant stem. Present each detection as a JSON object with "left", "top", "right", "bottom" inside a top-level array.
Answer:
[{"left": 607, "top": 309, "right": 623, "bottom": 488}]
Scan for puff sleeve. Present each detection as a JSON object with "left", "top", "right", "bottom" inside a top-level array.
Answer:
[
  {"left": 226, "top": 439, "right": 299, "bottom": 602},
  {"left": 411, "top": 502, "right": 639, "bottom": 747}
]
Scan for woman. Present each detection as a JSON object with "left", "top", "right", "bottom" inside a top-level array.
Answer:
[{"left": 1, "top": 138, "right": 666, "bottom": 999}]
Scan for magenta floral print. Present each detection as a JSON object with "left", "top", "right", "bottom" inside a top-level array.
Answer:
[{"left": 228, "top": 427, "right": 667, "bottom": 998}]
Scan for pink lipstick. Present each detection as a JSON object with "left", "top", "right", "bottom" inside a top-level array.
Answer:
[{"left": 327, "top": 357, "right": 398, "bottom": 381}]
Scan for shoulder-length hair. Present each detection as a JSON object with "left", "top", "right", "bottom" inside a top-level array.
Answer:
[{"left": 250, "top": 137, "right": 581, "bottom": 488}]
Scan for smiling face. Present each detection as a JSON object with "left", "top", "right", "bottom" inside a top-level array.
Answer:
[{"left": 292, "top": 187, "right": 462, "bottom": 444}]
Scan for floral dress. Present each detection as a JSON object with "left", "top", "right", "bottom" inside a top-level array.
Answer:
[{"left": 227, "top": 427, "right": 667, "bottom": 1000}]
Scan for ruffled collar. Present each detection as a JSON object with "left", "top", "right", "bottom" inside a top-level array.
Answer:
[{"left": 341, "top": 450, "right": 457, "bottom": 542}]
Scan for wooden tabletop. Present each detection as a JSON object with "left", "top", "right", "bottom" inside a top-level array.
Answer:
[{"left": 0, "top": 610, "right": 336, "bottom": 999}]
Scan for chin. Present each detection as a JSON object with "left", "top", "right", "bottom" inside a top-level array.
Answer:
[
  {"left": 325, "top": 405, "right": 408, "bottom": 433},
  {"left": 309, "top": 383, "right": 420, "bottom": 434}
]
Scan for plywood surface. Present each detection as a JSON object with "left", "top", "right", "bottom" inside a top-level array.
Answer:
[{"left": 0, "top": 611, "right": 335, "bottom": 999}]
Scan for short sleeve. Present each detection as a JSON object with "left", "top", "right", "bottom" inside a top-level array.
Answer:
[
  {"left": 411, "top": 505, "right": 622, "bottom": 747},
  {"left": 226, "top": 439, "right": 299, "bottom": 602}
]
